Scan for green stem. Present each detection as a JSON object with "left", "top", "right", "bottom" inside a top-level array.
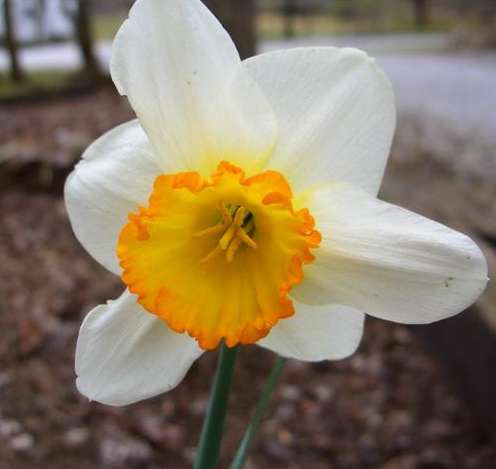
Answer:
[
  {"left": 194, "top": 343, "right": 239, "bottom": 469},
  {"left": 230, "top": 357, "right": 287, "bottom": 469}
]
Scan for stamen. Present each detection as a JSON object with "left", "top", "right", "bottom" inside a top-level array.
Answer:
[
  {"left": 233, "top": 206, "right": 246, "bottom": 226},
  {"left": 219, "top": 202, "right": 233, "bottom": 224},
  {"left": 200, "top": 244, "right": 223, "bottom": 264},
  {"left": 219, "top": 223, "right": 238, "bottom": 250},
  {"left": 193, "top": 223, "right": 225, "bottom": 238},
  {"left": 226, "top": 236, "right": 243, "bottom": 263},
  {"left": 198, "top": 204, "right": 257, "bottom": 263},
  {"left": 238, "top": 227, "right": 258, "bottom": 249}
]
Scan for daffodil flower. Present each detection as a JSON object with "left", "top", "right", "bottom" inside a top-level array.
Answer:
[{"left": 65, "top": 0, "right": 488, "bottom": 406}]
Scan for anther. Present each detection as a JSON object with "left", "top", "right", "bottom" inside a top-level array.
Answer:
[
  {"left": 219, "top": 223, "right": 237, "bottom": 250},
  {"left": 199, "top": 204, "right": 257, "bottom": 263},
  {"left": 233, "top": 206, "right": 246, "bottom": 227}
]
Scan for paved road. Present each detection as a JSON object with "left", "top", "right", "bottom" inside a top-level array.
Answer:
[
  {"left": 2, "top": 34, "right": 495, "bottom": 146},
  {"left": 261, "top": 35, "right": 496, "bottom": 146}
]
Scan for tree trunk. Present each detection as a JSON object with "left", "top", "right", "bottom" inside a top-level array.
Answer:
[
  {"left": 3, "top": 0, "right": 24, "bottom": 82},
  {"left": 413, "top": 0, "right": 429, "bottom": 28},
  {"left": 74, "top": 0, "right": 101, "bottom": 80},
  {"left": 202, "top": 0, "right": 256, "bottom": 59},
  {"left": 283, "top": 0, "right": 298, "bottom": 39}
]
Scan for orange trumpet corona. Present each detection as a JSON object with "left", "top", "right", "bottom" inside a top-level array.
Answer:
[{"left": 117, "top": 161, "right": 321, "bottom": 350}]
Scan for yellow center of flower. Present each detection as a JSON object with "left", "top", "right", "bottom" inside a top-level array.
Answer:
[
  {"left": 196, "top": 203, "right": 258, "bottom": 264},
  {"left": 117, "top": 161, "right": 321, "bottom": 350}
]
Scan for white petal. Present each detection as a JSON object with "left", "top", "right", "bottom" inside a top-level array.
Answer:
[
  {"left": 76, "top": 291, "right": 203, "bottom": 406},
  {"left": 244, "top": 47, "right": 396, "bottom": 195},
  {"left": 111, "top": 0, "right": 277, "bottom": 174},
  {"left": 65, "top": 120, "right": 162, "bottom": 274},
  {"left": 258, "top": 302, "right": 364, "bottom": 361},
  {"left": 293, "top": 183, "right": 489, "bottom": 324}
]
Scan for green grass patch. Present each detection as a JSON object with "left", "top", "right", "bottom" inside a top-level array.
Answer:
[
  {"left": 0, "top": 69, "right": 78, "bottom": 100},
  {"left": 257, "top": 12, "right": 453, "bottom": 39},
  {"left": 93, "top": 12, "right": 128, "bottom": 42}
]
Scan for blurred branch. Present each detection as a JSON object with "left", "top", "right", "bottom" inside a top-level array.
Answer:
[
  {"left": 2, "top": 0, "right": 25, "bottom": 83},
  {"left": 282, "top": 0, "right": 298, "bottom": 38},
  {"left": 411, "top": 0, "right": 429, "bottom": 28},
  {"left": 73, "top": 0, "right": 102, "bottom": 81},
  {"left": 61, "top": 0, "right": 102, "bottom": 81}
]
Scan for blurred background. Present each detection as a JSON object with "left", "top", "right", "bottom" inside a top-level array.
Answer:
[{"left": 1, "top": 0, "right": 496, "bottom": 468}]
